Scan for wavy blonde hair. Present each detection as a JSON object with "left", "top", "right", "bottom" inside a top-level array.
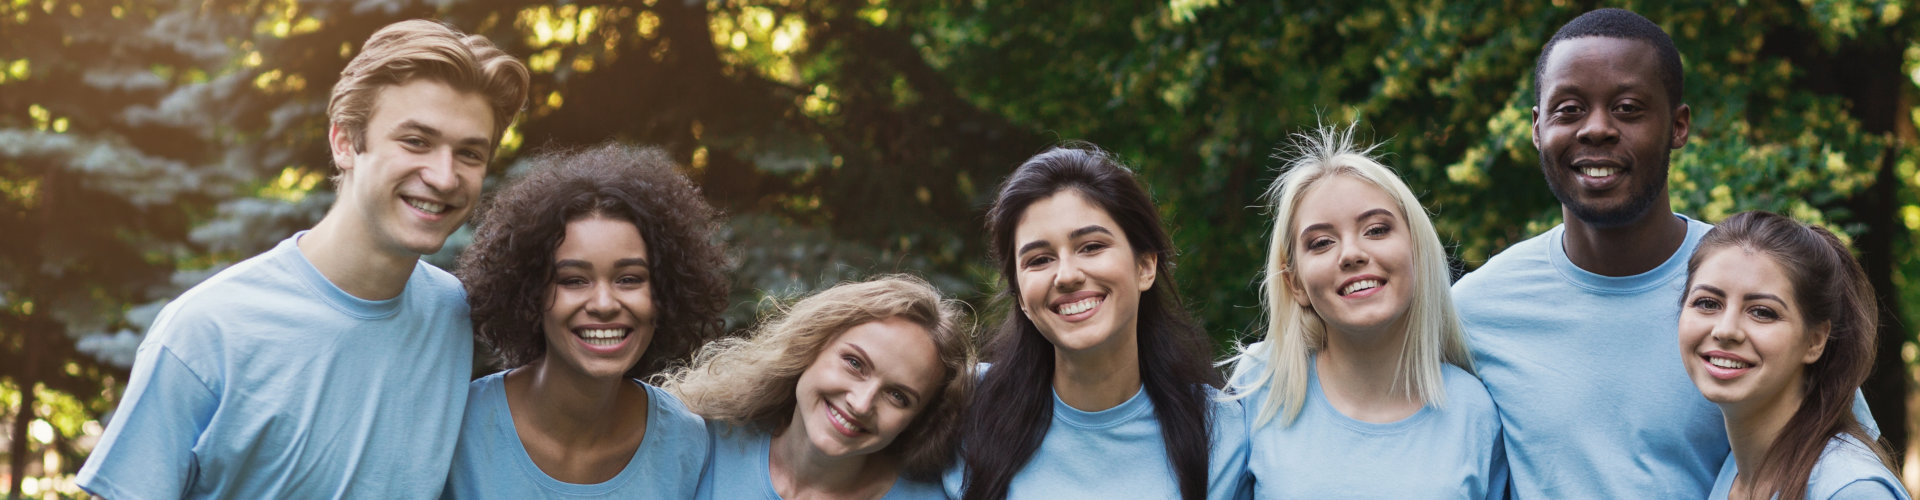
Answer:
[
  {"left": 658, "top": 274, "right": 974, "bottom": 480},
  {"left": 1226, "top": 121, "right": 1473, "bottom": 427},
  {"left": 328, "top": 19, "right": 530, "bottom": 158}
]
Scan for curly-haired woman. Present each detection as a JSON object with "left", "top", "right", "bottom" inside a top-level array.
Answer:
[
  {"left": 444, "top": 143, "right": 731, "bottom": 498},
  {"left": 661, "top": 274, "right": 974, "bottom": 500}
]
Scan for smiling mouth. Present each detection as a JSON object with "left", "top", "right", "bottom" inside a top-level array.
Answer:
[
  {"left": 827, "top": 403, "right": 867, "bottom": 435},
  {"left": 1705, "top": 355, "right": 1751, "bottom": 370},
  {"left": 1056, "top": 296, "right": 1101, "bottom": 315},
  {"left": 404, "top": 196, "right": 449, "bottom": 215},
  {"left": 576, "top": 328, "right": 630, "bottom": 347},
  {"left": 1578, "top": 166, "right": 1619, "bottom": 178},
  {"left": 1339, "top": 279, "right": 1382, "bottom": 296}
]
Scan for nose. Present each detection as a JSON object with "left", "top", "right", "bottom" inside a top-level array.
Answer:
[
  {"left": 1709, "top": 309, "right": 1745, "bottom": 344},
  {"left": 585, "top": 282, "right": 619, "bottom": 319},
  {"left": 1052, "top": 255, "right": 1087, "bottom": 291},
  {"left": 846, "top": 381, "right": 878, "bottom": 417},
  {"left": 1576, "top": 109, "right": 1620, "bottom": 146},
  {"left": 1337, "top": 240, "right": 1369, "bottom": 270},
  {"left": 418, "top": 148, "right": 459, "bottom": 193}
]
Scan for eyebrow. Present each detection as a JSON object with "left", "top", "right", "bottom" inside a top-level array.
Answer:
[
  {"left": 553, "top": 257, "right": 650, "bottom": 270},
  {"left": 848, "top": 343, "right": 925, "bottom": 402},
  {"left": 1689, "top": 284, "right": 1788, "bottom": 308},
  {"left": 1017, "top": 225, "right": 1114, "bottom": 257},
  {"left": 1297, "top": 208, "right": 1396, "bottom": 238},
  {"left": 393, "top": 119, "right": 492, "bottom": 149}
]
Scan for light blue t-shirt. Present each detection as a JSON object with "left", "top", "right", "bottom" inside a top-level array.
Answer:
[
  {"left": 444, "top": 371, "right": 710, "bottom": 499},
  {"left": 1454, "top": 215, "right": 1879, "bottom": 499},
  {"left": 76, "top": 231, "right": 473, "bottom": 499},
  {"left": 1230, "top": 347, "right": 1507, "bottom": 499},
  {"left": 1708, "top": 434, "right": 1911, "bottom": 500},
  {"left": 696, "top": 423, "right": 945, "bottom": 499},
  {"left": 943, "top": 385, "right": 1253, "bottom": 500}
]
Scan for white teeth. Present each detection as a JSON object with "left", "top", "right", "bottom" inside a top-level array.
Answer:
[
  {"left": 828, "top": 404, "right": 864, "bottom": 433},
  {"left": 1056, "top": 297, "right": 1100, "bottom": 315},
  {"left": 406, "top": 198, "right": 447, "bottom": 214},
  {"left": 578, "top": 328, "right": 627, "bottom": 347},
  {"left": 1708, "top": 356, "right": 1751, "bottom": 369},
  {"left": 1340, "top": 279, "right": 1381, "bottom": 296},
  {"left": 1579, "top": 167, "right": 1618, "bottom": 178}
]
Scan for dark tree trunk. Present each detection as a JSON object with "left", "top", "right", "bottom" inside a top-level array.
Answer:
[{"left": 8, "top": 377, "right": 33, "bottom": 500}]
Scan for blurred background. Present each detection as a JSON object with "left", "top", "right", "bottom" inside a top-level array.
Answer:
[{"left": 3, "top": 0, "right": 1919, "bottom": 497}]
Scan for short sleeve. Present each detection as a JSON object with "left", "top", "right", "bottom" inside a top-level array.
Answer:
[
  {"left": 1825, "top": 480, "right": 1905, "bottom": 500},
  {"left": 77, "top": 344, "right": 219, "bottom": 500}
]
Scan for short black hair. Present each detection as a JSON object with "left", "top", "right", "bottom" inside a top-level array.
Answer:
[{"left": 1533, "top": 8, "right": 1684, "bottom": 108}]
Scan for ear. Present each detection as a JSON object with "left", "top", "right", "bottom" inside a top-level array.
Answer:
[
  {"left": 1282, "top": 268, "right": 1310, "bottom": 309},
  {"left": 1135, "top": 251, "right": 1158, "bottom": 293},
  {"left": 1669, "top": 103, "right": 1692, "bottom": 150},
  {"left": 1530, "top": 105, "right": 1543, "bottom": 152},
  {"left": 328, "top": 122, "right": 355, "bottom": 171},
  {"left": 1802, "top": 321, "right": 1831, "bottom": 364}
]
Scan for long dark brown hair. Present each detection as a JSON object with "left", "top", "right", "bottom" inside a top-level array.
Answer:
[
  {"left": 959, "top": 144, "right": 1221, "bottom": 500},
  {"left": 1685, "top": 210, "right": 1895, "bottom": 500}
]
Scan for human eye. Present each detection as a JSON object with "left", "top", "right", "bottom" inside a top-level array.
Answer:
[
  {"left": 888, "top": 389, "right": 910, "bottom": 407},
  {"left": 556, "top": 275, "right": 590, "bottom": 288},
  {"left": 1747, "top": 306, "right": 1781, "bottom": 322},
  {"left": 1364, "top": 223, "right": 1391, "bottom": 237},
  {"left": 1688, "top": 296, "right": 1722, "bottom": 312},
  {"left": 459, "top": 148, "right": 488, "bottom": 164},
  {"left": 843, "top": 354, "right": 864, "bottom": 372},
  {"left": 1552, "top": 102, "right": 1585, "bottom": 117},
  {"left": 1023, "top": 254, "right": 1054, "bottom": 269},
  {"left": 1080, "top": 241, "right": 1109, "bottom": 254},
  {"left": 1305, "top": 236, "right": 1333, "bottom": 251},
  {"left": 400, "top": 137, "right": 429, "bottom": 149},
  {"left": 617, "top": 274, "right": 648, "bottom": 286}
]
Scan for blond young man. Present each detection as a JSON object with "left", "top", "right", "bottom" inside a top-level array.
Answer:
[{"left": 77, "top": 20, "right": 528, "bottom": 498}]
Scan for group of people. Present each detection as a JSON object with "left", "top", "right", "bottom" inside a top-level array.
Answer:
[{"left": 70, "top": 7, "right": 1912, "bottom": 500}]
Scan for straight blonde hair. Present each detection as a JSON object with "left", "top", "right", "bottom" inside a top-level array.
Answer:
[{"left": 1226, "top": 121, "right": 1473, "bottom": 427}]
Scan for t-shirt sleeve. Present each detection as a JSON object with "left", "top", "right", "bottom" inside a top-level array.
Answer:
[
  {"left": 77, "top": 344, "right": 218, "bottom": 500},
  {"left": 1823, "top": 480, "right": 1905, "bottom": 500}
]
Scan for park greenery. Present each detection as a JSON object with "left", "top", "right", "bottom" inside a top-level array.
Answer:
[{"left": 3, "top": 0, "right": 1919, "bottom": 496}]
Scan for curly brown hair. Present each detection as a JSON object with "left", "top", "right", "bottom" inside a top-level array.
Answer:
[{"left": 456, "top": 142, "right": 730, "bottom": 378}]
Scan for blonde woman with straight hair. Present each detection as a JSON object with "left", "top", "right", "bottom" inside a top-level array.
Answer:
[
  {"left": 1224, "top": 122, "right": 1506, "bottom": 498},
  {"left": 662, "top": 274, "right": 973, "bottom": 499}
]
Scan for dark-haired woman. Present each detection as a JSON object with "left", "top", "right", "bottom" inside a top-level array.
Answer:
[
  {"left": 443, "top": 143, "right": 731, "bottom": 498},
  {"left": 1680, "top": 211, "right": 1909, "bottom": 500},
  {"left": 949, "top": 145, "right": 1251, "bottom": 500}
]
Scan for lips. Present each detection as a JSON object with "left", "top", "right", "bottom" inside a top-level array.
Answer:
[
  {"left": 1569, "top": 158, "right": 1627, "bottom": 188},
  {"left": 573, "top": 326, "right": 631, "bottom": 350},
  {"left": 825, "top": 402, "right": 867, "bottom": 436},
  {"left": 1337, "top": 275, "right": 1385, "bottom": 297},
  {"left": 1050, "top": 291, "right": 1105, "bottom": 320},
  {"left": 1700, "top": 350, "right": 1753, "bottom": 380}
]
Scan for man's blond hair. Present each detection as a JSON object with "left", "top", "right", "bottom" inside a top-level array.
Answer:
[{"left": 327, "top": 19, "right": 530, "bottom": 155}]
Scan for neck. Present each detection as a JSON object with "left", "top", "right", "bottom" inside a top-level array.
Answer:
[
  {"left": 1721, "top": 381, "right": 1806, "bottom": 495},
  {"left": 508, "top": 358, "right": 642, "bottom": 447},
  {"left": 298, "top": 211, "right": 419, "bottom": 300},
  {"left": 1315, "top": 323, "right": 1420, "bottom": 421},
  {"left": 1558, "top": 202, "right": 1687, "bottom": 277},
  {"left": 1051, "top": 331, "right": 1143, "bottom": 412},
  {"left": 769, "top": 418, "right": 886, "bottom": 497}
]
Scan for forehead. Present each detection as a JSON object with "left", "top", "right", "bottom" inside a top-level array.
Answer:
[
  {"left": 1539, "top": 36, "right": 1666, "bottom": 102},
  {"left": 1694, "top": 248, "right": 1797, "bottom": 302},
  {"left": 1292, "top": 175, "right": 1400, "bottom": 230},
  {"left": 835, "top": 317, "right": 944, "bottom": 390},
  {"left": 1014, "top": 190, "right": 1127, "bottom": 245},
  {"left": 555, "top": 215, "right": 648, "bottom": 259},
  {"left": 366, "top": 78, "right": 495, "bottom": 139}
]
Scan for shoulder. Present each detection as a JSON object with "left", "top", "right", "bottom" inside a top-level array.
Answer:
[
  {"left": 1809, "top": 435, "right": 1907, "bottom": 500},
  {"left": 409, "top": 260, "right": 469, "bottom": 304},
  {"left": 1438, "top": 364, "right": 1500, "bottom": 425},
  {"left": 142, "top": 249, "right": 299, "bottom": 347},
  {"left": 644, "top": 382, "right": 710, "bottom": 436},
  {"left": 1456, "top": 227, "right": 1557, "bottom": 291}
]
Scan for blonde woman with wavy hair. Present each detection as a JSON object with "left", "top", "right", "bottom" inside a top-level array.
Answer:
[
  {"left": 1224, "top": 122, "right": 1506, "bottom": 498},
  {"left": 663, "top": 274, "right": 973, "bottom": 499}
]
